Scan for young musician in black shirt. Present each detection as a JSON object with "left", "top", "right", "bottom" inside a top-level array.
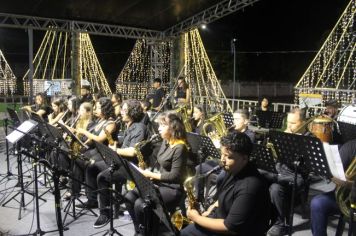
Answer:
[{"left": 181, "top": 131, "right": 270, "bottom": 236}]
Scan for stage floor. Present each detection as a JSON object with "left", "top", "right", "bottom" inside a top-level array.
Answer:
[{"left": 0, "top": 132, "right": 349, "bottom": 236}]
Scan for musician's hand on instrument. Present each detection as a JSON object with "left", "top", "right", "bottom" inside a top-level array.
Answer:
[
  {"left": 186, "top": 206, "right": 200, "bottom": 221},
  {"left": 331, "top": 177, "right": 353, "bottom": 188},
  {"left": 202, "top": 204, "right": 216, "bottom": 217},
  {"left": 108, "top": 142, "right": 117, "bottom": 152}
]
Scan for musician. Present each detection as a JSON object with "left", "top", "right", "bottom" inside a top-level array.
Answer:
[
  {"left": 149, "top": 78, "right": 165, "bottom": 111},
  {"left": 323, "top": 99, "right": 342, "bottom": 145},
  {"left": 181, "top": 131, "right": 270, "bottom": 236},
  {"left": 74, "top": 97, "right": 116, "bottom": 208},
  {"left": 125, "top": 112, "right": 188, "bottom": 234},
  {"left": 48, "top": 98, "right": 67, "bottom": 125},
  {"left": 258, "top": 97, "right": 271, "bottom": 112},
  {"left": 22, "top": 92, "right": 51, "bottom": 120},
  {"left": 266, "top": 107, "right": 307, "bottom": 236},
  {"left": 111, "top": 92, "right": 122, "bottom": 119},
  {"left": 61, "top": 102, "right": 95, "bottom": 200},
  {"left": 192, "top": 105, "right": 206, "bottom": 135},
  {"left": 84, "top": 100, "right": 147, "bottom": 228},
  {"left": 174, "top": 77, "right": 190, "bottom": 107},
  {"left": 80, "top": 84, "right": 93, "bottom": 104},
  {"left": 65, "top": 96, "right": 81, "bottom": 127},
  {"left": 310, "top": 139, "right": 356, "bottom": 236}
]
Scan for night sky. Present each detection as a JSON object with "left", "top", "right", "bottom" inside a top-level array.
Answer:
[{"left": 0, "top": 0, "right": 350, "bottom": 92}]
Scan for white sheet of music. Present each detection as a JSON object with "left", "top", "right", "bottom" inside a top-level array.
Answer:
[
  {"left": 323, "top": 143, "right": 346, "bottom": 181},
  {"left": 6, "top": 120, "right": 37, "bottom": 144}
]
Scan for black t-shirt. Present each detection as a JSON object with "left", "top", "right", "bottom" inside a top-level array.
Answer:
[
  {"left": 122, "top": 122, "right": 148, "bottom": 148},
  {"left": 215, "top": 163, "right": 270, "bottom": 236},
  {"left": 152, "top": 87, "right": 165, "bottom": 108},
  {"left": 339, "top": 139, "right": 356, "bottom": 169}
]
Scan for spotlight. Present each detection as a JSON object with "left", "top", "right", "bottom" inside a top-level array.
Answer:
[{"left": 201, "top": 23, "right": 207, "bottom": 30}]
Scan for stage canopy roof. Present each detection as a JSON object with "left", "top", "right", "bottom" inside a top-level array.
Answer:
[{"left": 0, "top": 0, "right": 259, "bottom": 39}]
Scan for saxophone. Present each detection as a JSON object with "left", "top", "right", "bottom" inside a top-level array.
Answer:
[
  {"left": 171, "top": 176, "right": 198, "bottom": 230},
  {"left": 104, "top": 127, "right": 115, "bottom": 146}
]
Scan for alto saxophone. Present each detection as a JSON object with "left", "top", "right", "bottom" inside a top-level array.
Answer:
[
  {"left": 171, "top": 176, "right": 198, "bottom": 230},
  {"left": 134, "top": 140, "right": 148, "bottom": 169},
  {"left": 104, "top": 127, "right": 115, "bottom": 146}
]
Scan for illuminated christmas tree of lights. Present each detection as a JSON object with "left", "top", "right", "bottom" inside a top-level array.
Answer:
[
  {"left": 22, "top": 31, "right": 111, "bottom": 95},
  {"left": 0, "top": 49, "right": 16, "bottom": 95},
  {"left": 295, "top": 0, "right": 355, "bottom": 106}
]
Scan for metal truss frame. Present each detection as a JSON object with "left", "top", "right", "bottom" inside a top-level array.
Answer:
[
  {"left": 0, "top": 0, "right": 260, "bottom": 38},
  {"left": 164, "top": 0, "right": 260, "bottom": 37},
  {"left": 0, "top": 13, "right": 163, "bottom": 40}
]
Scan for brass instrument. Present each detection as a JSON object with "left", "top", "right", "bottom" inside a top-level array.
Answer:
[
  {"left": 266, "top": 138, "right": 278, "bottom": 161},
  {"left": 175, "top": 105, "right": 192, "bottom": 132},
  {"left": 202, "top": 112, "right": 227, "bottom": 139},
  {"left": 335, "top": 157, "right": 356, "bottom": 220},
  {"left": 104, "top": 127, "right": 115, "bottom": 146},
  {"left": 171, "top": 176, "right": 198, "bottom": 230}
]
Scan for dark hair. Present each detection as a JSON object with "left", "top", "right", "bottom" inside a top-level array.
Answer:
[
  {"left": 51, "top": 98, "right": 67, "bottom": 116},
  {"left": 141, "top": 100, "right": 151, "bottom": 110},
  {"left": 123, "top": 100, "right": 144, "bottom": 122},
  {"left": 325, "top": 99, "right": 339, "bottom": 108},
  {"left": 81, "top": 85, "right": 90, "bottom": 91},
  {"left": 68, "top": 96, "right": 81, "bottom": 114},
  {"left": 35, "top": 92, "right": 47, "bottom": 105},
  {"left": 153, "top": 78, "right": 162, "bottom": 84},
  {"left": 178, "top": 77, "right": 189, "bottom": 90},
  {"left": 98, "top": 97, "right": 115, "bottom": 119},
  {"left": 112, "top": 93, "right": 122, "bottom": 103},
  {"left": 158, "top": 112, "right": 186, "bottom": 141},
  {"left": 93, "top": 91, "right": 105, "bottom": 101},
  {"left": 234, "top": 109, "right": 250, "bottom": 120},
  {"left": 220, "top": 131, "right": 253, "bottom": 156},
  {"left": 288, "top": 107, "right": 305, "bottom": 121}
]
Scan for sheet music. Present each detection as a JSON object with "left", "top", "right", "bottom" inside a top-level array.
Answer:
[
  {"left": 323, "top": 143, "right": 346, "bottom": 181},
  {"left": 6, "top": 120, "right": 37, "bottom": 144}
]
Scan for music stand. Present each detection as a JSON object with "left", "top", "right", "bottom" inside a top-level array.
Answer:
[
  {"left": 222, "top": 112, "right": 234, "bottom": 128},
  {"left": 256, "top": 110, "right": 286, "bottom": 129},
  {"left": 268, "top": 130, "right": 332, "bottom": 235},
  {"left": 95, "top": 141, "right": 177, "bottom": 236},
  {"left": 338, "top": 121, "right": 356, "bottom": 144},
  {"left": 250, "top": 144, "right": 277, "bottom": 174}
]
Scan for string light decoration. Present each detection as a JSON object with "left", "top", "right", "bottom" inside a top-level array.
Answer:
[
  {"left": 23, "top": 30, "right": 111, "bottom": 96},
  {"left": 295, "top": 0, "right": 355, "bottom": 106},
  {"left": 0, "top": 49, "right": 16, "bottom": 95},
  {"left": 116, "top": 39, "right": 171, "bottom": 100},
  {"left": 184, "top": 29, "right": 232, "bottom": 112}
]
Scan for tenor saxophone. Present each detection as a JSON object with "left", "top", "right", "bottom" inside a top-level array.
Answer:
[{"left": 134, "top": 141, "right": 148, "bottom": 169}]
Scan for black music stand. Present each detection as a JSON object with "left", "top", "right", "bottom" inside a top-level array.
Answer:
[
  {"left": 256, "top": 110, "right": 286, "bottom": 129},
  {"left": 186, "top": 132, "right": 220, "bottom": 208},
  {"left": 56, "top": 122, "right": 97, "bottom": 227},
  {"left": 0, "top": 108, "right": 20, "bottom": 183},
  {"left": 95, "top": 141, "right": 177, "bottom": 236},
  {"left": 338, "top": 121, "right": 356, "bottom": 144},
  {"left": 268, "top": 130, "right": 332, "bottom": 236},
  {"left": 222, "top": 112, "right": 234, "bottom": 128},
  {"left": 250, "top": 143, "right": 278, "bottom": 174}
]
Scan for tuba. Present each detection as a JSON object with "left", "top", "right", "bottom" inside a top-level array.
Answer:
[
  {"left": 175, "top": 105, "right": 192, "bottom": 132},
  {"left": 335, "top": 157, "right": 356, "bottom": 220},
  {"left": 202, "top": 112, "right": 227, "bottom": 139},
  {"left": 171, "top": 176, "right": 198, "bottom": 230}
]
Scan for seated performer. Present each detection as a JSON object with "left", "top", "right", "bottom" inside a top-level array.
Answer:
[
  {"left": 266, "top": 107, "right": 307, "bottom": 236},
  {"left": 310, "top": 139, "right": 356, "bottom": 236},
  {"left": 111, "top": 92, "right": 122, "bottom": 119},
  {"left": 125, "top": 112, "right": 188, "bottom": 234},
  {"left": 22, "top": 92, "right": 51, "bottom": 120},
  {"left": 65, "top": 96, "right": 81, "bottom": 126},
  {"left": 181, "top": 131, "right": 270, "bottom": 236},
  {"left": 323, "top": 99, "right": 342, "bottom": 145},
  {"left": 48, "top": 98, "right": 67, "bottom": 125},
  {"left": 84, "top": 100, "right": 147, "bottom": 228},
  {"left": 80, "top": 82, "right": 93, "bottom": 104}
]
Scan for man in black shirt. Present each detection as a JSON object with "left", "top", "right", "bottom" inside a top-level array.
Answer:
[
  {"left": 181, "top": 131, "right": 270, "bottom": 236},
  {"left": 149, "top": 78, "right": 165, "bottom": 111}
]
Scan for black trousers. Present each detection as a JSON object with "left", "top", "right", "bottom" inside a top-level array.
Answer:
[{"left": 125, "top": 184, "right": 183, "bottom": 233}]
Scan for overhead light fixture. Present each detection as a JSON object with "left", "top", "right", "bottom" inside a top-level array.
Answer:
[{"left": 200, "top": 21, "right": 207, "bottom": 30}]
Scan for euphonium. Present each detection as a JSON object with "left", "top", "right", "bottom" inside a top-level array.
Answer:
[
  {"left": 171, "top": 176, "right": 198, "bottom": 230},
  {"left": 335, "top": 157, "right": 356, "bottom": 220},
  {"left": 175, "top": 105, "right": 192, "bottom": 132},
  {"left": 202, "top": 112, "right": 227, "bottom": 139}
]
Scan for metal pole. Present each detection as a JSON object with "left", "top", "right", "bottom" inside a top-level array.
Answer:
[
  {"left": 28, "top": 28, "right": 34, "bottom": 104},
  {"left": 232, "top": 38, "right": 237, "bottom": 101}
]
